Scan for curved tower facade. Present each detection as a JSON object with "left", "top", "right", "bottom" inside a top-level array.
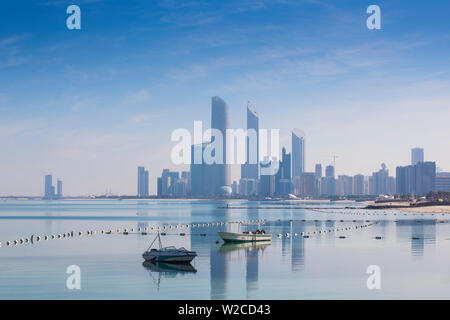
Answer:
[
  {"left": 211, "top": 96, "right": 231, "bottom": 194},
  {"left": 292, "top": 129, "right": 305, "bottom": 178}
]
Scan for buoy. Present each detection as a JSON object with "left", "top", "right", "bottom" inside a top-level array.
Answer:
[
  {"left": 7, "top": 241, "right": 11, "bottom": 246},
  {"left": 44, "top": 236, "right": 49, "bottom": 240},
  {"left": 14, "top": 240, "right": 18, "bottom": 245},
  {"left": 37, "top": 236, "right": 41, "bottom": 241},
  {"left": 79, "top": 231, "right": 83, "bottom": 236},
  {"left": 277, "top": 234, "right": 282, "bottom": 238},
  {"left": 294, "top": 233, "right": 298, "bottom": 236},
  {"left": 51, "top": 235, "right": 55, "bottom": 239},
  {"left": 20, "top": 239, "right": 24, "bottom": 244},
  {"left": 285, "top": 233, "right": 290, "bottom": 237}
]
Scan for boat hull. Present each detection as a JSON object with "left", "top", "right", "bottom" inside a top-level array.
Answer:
[
  {"left": 142, "top": 251, "right": 197, "bottom": 263},
  {"left": 218, "top": 231, "right": 272, "bottom": 242}
]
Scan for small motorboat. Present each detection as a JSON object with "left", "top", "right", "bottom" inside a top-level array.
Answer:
[
  {"left": 218, "top": 229, "right": 272, "bottom": 242},
  {"left": 142, "top": 232, "right": 197, "bottom": 263}
]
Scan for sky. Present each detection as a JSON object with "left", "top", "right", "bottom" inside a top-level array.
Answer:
[{"left": 0, "top": 0, "right": 450, "bottom": 196}]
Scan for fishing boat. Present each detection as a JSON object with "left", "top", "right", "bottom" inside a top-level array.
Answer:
[
  {"left": 218, "top": 230, "right": 272, "bottom": 242},
  {"left": 142, "top": 232, "right": 197, "bottom": 263}
]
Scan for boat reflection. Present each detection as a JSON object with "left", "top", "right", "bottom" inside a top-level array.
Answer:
[
  {"left": 219, "top": 240, "right": 271, "bottom": 253},
  {"left": 142, "top": 261, "right": 197, "bottom": 291},
  {"left": 142, "top": 261, "right": 197, "bottom": 273}
]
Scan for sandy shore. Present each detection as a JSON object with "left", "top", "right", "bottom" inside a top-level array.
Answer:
[{"left": 396, "top": 206, "right": 450, "bottom": 214}]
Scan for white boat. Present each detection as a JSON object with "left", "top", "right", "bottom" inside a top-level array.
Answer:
[
  {"left": 143, "top": 232, "right": 197, "bottom": 263},
  {"left": 218, "top": 231, "right": 272, "bottom": 242}
]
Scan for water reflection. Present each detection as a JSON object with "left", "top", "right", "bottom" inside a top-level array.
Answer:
[
  {"left": 142, "top": 261, "right": 197, "bottom": 291},
  {"left": 395, "top": 220, "right": 436, "bottom": 257}
]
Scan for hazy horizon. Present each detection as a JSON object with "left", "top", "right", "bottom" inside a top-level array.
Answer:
[{"left": 1, "top": 0, "right": 449, "bottom": 196}]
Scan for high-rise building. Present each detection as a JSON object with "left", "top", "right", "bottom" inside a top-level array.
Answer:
[
  {"left": 315, "top": 164, "right": 322, "bottom": 179},
  {"left": 260, "top": 158, "right": 276, "bottom": 197},
  {"left": 211, "top": 96, "right": 231, "bottom": 195},
  {"left": 325, "top": 165, "right": 335, "bottom": 196},
  {"left": 352, "top": 174, "right": 364, "bottom": 196},
  {"left": 436, "top": 172, "right": 450, "bottom": 192},
  {"left": 411, "top": 147, "right": 424, "bottom": 165},
  {"left": 415, "top": 161, "right": 436, "bottom": 195},
  {"left": 296, "top": 172, "right": 317, "bottom": 198},
  {"left": 44, "top": 174, "right": 54, "bottom": 199},
  {"left": 292, "top": 129, "right": 305, "bottom": 178},
  {"left": 137, "top": 166, "right": 149, "bottom": 197},
  {"left": 396, "top": 161, "right": 436, "bottom": 195},
  {"left": 372, "top": 163, "right": 390, "bottom": 195},
  {"left": 56, "top": 179, "right": 63, "bottom": 198},
  {"left": 241, "top": 102, "right": 259, "bottom": 180},
  {"left": 190, "top": 143, "right": 213, "bottom": 197},
  {"left": 336, "top": 175, "right": 353, "bottom": 196},
  {"left": 275, "top": 147, "right": 291, "bottom": 196}
]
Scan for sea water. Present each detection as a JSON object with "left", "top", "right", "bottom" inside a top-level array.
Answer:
[{"left": 0, "top": 199, "right": 449, "bottom": 299}]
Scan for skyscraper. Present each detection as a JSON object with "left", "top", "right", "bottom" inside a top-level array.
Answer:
[
  {"left": 190, "top": 142, "right": 213, "bottom": 197},
  {"left": 315, "top": 164, "right": 322, "bottom": 179},
  {"left": 56, "top": 179, "right": 63, "bottom": 198},
  {"left": 411, "top": 147, "right": 424, "bottom": 165},
  {"left": 396, "top": 161, "right": 436, "bottom": 195},
  {"left": 292, "top": 129, "right": 305, "bottom": 178},
  {"left": 241, "top": 102, "right": 259, "bottom": 180},
  {"left": 44, "top": 174, "right": 54, "bottom": 199},
  {"left": 211, "top": 96, "right": 231, "bottom": 194},
  {"left": 352, "top": 174, "right": 364, "bottom": 196},
  {"left": 325, "top": 165, "right": 335, "bottom": 196},
  {"left": 137, "top": 166, "right": 149, "bottom": 197}
]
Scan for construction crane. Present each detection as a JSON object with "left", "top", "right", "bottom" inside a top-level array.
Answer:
[{"left": 320, "top": 155, "right": 339, "bottom": 167}]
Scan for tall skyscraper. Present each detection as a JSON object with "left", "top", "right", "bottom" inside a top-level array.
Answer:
[
  {"left": 44, "top": 174, "right": 54, "bottom": 199},
  {"left": 411, "top": 147, "right": 424, "bottom": 165},
  {"left": 260, "top": 158, "right": 276, "bottom": 197},
  {"left": 325, "top": 165, "right": 335, "bottom": 196},
  {"left": 137, "top": 166, "right": 149, "bottom": 197},
  {"left": 56, "top": 179, "right": 63, "bottom": 198},
  {"left": 352, "top": 174, "right": 364, "bottom": 196},
  {"left": 396, "top": 161, "right": 436, "bottom": 195},
  {"left": 241, "top": 102, "right": 259, "bottom": 180},
  {"left": 190, "top": 143, "right": 213, "bottom": 197},
  {"left": 315, "top": 164, "right": 322, "bottom": 179},
  {"left": 211, "top": 96, "right": 231, "bottom": 195},
  {"left": 292, "top": 129, "right": 305, "bottom": 178}
]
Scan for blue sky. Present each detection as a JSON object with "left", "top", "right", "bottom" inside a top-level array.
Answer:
[{"left": 1, "top": 0, "right": 450, "bottom": 195}]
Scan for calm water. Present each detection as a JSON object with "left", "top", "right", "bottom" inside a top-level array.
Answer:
[{"left": 1, "top": 199, "right": 450, "bottom": 299}]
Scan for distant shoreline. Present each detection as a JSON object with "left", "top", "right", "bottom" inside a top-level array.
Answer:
[{"left": 364, "top": 201, "right": 450, "bottom": 214}]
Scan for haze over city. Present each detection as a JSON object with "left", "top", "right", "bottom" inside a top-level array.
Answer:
[{"left": 1, "top": 0, "right": 450, "bottom": 196}]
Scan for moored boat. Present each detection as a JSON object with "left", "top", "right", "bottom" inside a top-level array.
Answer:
[
  {"left": 218, "top": 230, "right": 272, "bottom": 242},
  {"left": 142, "top": 232, "right": 197, "bottom": 263}
]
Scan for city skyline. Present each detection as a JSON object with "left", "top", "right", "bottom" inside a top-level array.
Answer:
[{"left": 1, "top": 1, "right": 450, "bottom": 196}]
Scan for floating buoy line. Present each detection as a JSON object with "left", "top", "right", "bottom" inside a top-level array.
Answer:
[
  {"left": 3, "top": 212, "right": 448, "bottom": 248},
  {"left": 0, "top": 219, "right": 265, "bottom": 248}
]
